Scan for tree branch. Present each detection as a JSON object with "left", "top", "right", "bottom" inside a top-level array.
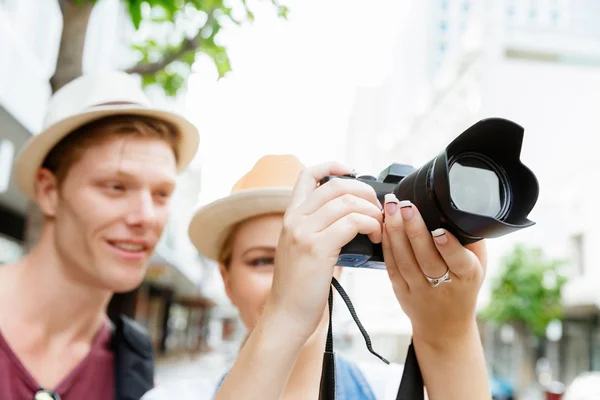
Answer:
[{"left": 126, "top": 12, "right": 215, "bottom": 76}]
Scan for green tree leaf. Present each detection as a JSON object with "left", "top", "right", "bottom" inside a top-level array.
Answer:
[
  {"left": 128, "top": 0, "right": 143, "bottom": 29},
  {"left": 124, "top": 0, "right": 289, "bottom": 96},
  {"left": 73, "top": 0, "right": 99, "bottom": 5},
  {"left": 181, "top": 50, "right": 197, "bottom": 66},
  {"left": 277, "top": 5, "right": 288, "bottom": 19},
  {"left": 479, "top": 244, "right": 568, "bottom": 337}
]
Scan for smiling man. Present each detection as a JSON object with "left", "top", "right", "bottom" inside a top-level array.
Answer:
[{"left": 0, "top": 71, "right": 199, "bottom": 400}]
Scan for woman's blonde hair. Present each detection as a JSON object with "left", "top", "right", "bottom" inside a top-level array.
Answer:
[{"left": 218, "top": 226, "right": 238, "bottom": 268}]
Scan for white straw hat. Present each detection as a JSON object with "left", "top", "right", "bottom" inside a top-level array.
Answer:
[{"left": 13, "top": 70, "right": 200, "bottom": 200}]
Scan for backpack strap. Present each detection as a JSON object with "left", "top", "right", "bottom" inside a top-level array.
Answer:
[{"left": 111, "top": 315, "right": 155, "bottom": 400}]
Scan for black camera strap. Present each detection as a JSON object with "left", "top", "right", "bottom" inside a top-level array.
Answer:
[{"left": 319, "top": 277, "right": 424, "bottom": 400}]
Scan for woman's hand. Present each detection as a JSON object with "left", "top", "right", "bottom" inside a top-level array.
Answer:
[
  {"left": 381, "top": 193, "right": 486, "bottom": 344},
  {"left": 264, "top": 162, "right": 383, "bottom": 341},
  {"left": 382, "top": 193, "right": 491, "bottom": 400},
  {"left": 215, "top": 163, "right": 383, "bottom": 400}
]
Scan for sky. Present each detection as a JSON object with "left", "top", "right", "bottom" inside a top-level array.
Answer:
[{"left": 184, "top": 0, "right": 411, "bottom": 205}]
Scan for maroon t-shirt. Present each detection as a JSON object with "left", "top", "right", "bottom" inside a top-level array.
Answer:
[{"left": 0, "top": 324, "right": 115, "bottom": 400}]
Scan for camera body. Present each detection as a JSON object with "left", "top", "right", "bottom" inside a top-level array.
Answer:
[
  {"left": 319, "top": 117, "right": 539, "bottom": 270},
  {"left": 320, "top": 164, "right": 416, "bottom": 269}
]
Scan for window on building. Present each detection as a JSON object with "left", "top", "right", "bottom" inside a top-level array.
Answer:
[
  {"left": 0, "top": 139, "right": 15, "bottom": 193},
  {"left": 529, "top": 8, "right": 537, "bottom": 20},
  {"left": 592, "top": 328, "right": 600, "bottom": 371},
  {"left": 570, "top": 233, "right": 585, "bottom": 275}
]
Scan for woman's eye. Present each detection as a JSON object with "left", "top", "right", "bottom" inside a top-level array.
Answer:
[{"left": 249, "top": 257, "right": 275, "bottom": 267}]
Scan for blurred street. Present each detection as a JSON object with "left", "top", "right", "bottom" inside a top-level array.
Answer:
[
  {"left": 154, "top": 341, "right": 240, "bottom": 386},
  {"left": 155, "top": 351, "right": 229, "bottom": 386}
]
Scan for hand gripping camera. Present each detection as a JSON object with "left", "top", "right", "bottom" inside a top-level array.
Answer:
[{"left": 320, "top": 117, "right": 540, "bottom": 270}]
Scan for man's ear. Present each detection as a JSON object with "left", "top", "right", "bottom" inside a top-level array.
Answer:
[{"left": 34, "top": 168, "right": 60, "bottom": 218}]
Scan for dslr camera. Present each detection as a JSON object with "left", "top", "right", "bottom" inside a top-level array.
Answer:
[{"left": 320, "top": 117, "right": 539, "bottom": 270}]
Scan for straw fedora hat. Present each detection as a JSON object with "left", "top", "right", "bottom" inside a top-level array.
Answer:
[
  {"left": 188, "top": 154, "right": 305, "bottom": 261},
  {"left": 13, "top": 70, "right": 200, "bottom": 200}
]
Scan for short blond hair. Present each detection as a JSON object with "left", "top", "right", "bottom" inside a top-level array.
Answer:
[{"left": 42, "top": 115, "right": 179, "bottom": 185}]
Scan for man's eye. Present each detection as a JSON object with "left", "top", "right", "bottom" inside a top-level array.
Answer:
[
  {"left": 155, "top": 191, "right": 171, "bottom": 198},
  {"left": 104, "top": 182, "right": 125, "bottom": 192}
]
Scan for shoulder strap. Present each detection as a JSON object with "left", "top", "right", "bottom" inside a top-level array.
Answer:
[
  {"left": 319, "top": 279, "right": 389, "bottom": 400},
  {"left": 396, "top": 341, "right": 424, "bottom": 400},
  {"left": 319, "top": 278, "right": 425, "bottom": 400},
  {"left": 318, "top": 286, "right": 336, "bottom": 400},
  {"left": 112, "top": 315, "right": 155, "bottom": 400}
]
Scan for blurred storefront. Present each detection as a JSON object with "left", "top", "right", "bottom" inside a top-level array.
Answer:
[
  {"left": 559, "top": 278, "right": 600, "bottom": 384},
  {"left": 0, "top": 1, "right": 60, "bottom": 255},
  {"left": 0, "top": 107, "right": 29, "bottom": 257},
  {"left": 108, "top": 258, "right": 216, "bottom": 357},
  {"left": 130, "top": 284, "right": 214, "bottom": 356}
]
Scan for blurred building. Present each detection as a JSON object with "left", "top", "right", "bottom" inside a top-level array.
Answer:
[
  {"left": 0, "top": 0, "right": 227, "bottom": 357},
  {"left": 345, "top": 0, "right": 600, "bottom": 386},
  {"left": 0, "top": 0, "right": 60, "bottom": 261}
]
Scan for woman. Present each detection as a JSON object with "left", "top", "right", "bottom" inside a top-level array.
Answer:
[{"left": 144, "top": 154, "right": 490, "bottom": 399}]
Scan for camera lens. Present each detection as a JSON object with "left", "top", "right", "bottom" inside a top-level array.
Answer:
[{"left": 447, "top": 153, "right": 511, "bottom": 220}]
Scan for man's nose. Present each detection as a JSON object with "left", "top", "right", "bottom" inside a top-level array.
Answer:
[{"left": 125, "top": 191, "right": 157, "bottom": 228}]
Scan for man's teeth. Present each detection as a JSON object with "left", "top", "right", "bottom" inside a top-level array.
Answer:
[{"left": 113, "top": 242, "right": 145, "bottom": 252}]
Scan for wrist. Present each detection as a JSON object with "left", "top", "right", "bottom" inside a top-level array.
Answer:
[
  {"left": 411, "top": 320, "right": 491, "bottom": 400},
  {"left": 257, "top": 300, "right": 312, "bottom": 349},
  {"left": 412, "top": 318, "right": 481, "bottom": 353}
]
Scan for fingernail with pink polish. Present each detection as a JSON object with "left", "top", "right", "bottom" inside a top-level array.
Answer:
[
  {"left": 432, "top": 228, "right": 447, "bottom": 245},
  {"left": 399, "top": 200, "right": 413, "bottom": 220},
  {"left": 384, "top": 193, "right": 399, "bottom": 214}
]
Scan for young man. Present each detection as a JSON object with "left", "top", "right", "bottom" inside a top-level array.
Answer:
[{"left": 0, "top": 71, "right": 199, "bottom": 400}]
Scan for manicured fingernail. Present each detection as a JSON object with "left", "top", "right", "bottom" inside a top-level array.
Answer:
[
  {"left": 384, "top": 193, "right": 399, "bottom": 214},
  {"left": 399, "top": 200, "right": 413, "bottom": 220},
  {"left": 432, "top": 229, "right": 447, "bottom": 245}
]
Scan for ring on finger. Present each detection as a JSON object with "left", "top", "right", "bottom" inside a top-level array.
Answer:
[{"left": 424, "top": 267, "right": 452, "bottom": 288}]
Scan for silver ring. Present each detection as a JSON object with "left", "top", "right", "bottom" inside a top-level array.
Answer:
[{"left": 424, "top": 268, "right": 452, "bottom": 288}]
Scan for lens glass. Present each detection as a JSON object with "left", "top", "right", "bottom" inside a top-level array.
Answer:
[{"left": 448, "top": 155, "right": 509, "bottom": 218}]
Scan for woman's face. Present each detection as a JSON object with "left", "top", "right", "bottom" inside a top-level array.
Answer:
[{"left": 220, "top": 214, "right": 283, "bottom": 331}]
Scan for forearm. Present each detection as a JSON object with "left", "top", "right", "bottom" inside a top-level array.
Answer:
[
  {"left": 214, "top": 305, "right": 306, "bottom": 400},
  {"left": 413, "top": 322, "right": 491, "bottom": 400}
]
